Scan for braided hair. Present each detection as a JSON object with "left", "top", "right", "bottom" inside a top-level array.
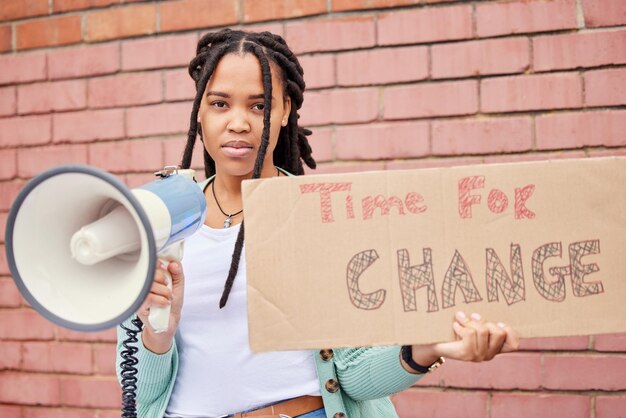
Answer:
[{"left": 180, "top": 29, "right": 316, "bottom": 308}]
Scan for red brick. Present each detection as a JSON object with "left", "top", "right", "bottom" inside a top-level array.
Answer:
[
  {"left": 16, "top": 15, "right": 82, "bottom": 50},
  {"left": 87, "top": 72, "right": 162, "bottom": 108},
  {"left": 56, "top": 327, "right": 116, "bottom": 343},
  {"left": 286, "top": 16, "right": 375, "bottom": 54},
  {"left": 0, "top": 212, "right": 7, "bottom": 243},
  {"left": 0, "top": 180, "right": 25, "bottom": 212},
  {"left": 307, "top": 127, "right": 333, "bottom": 163},
  {"left": 160, "top": 0, "right": 238, "bottom": 33},
  {"left": 61, "top": 377, "right": 120, "bottom": 408},
  {"left": 543, "top": 354, "right": 626, "bottom": 390},
  {"left": 583, "top": 0, "right": 626, "bottom": 27},
  {"left": 392, "top": 389, "right": 488, "bottom": 418},
  {"left": 0, "top": 85, "right": 16, "bottom": 116},
  {"left": 536, "top": 110, "right": 626, "bottom": 150},
  {"left": 162, "top": 136, "right": 204, "bottom": 172},
  {"left": 0, "top": 148, "right": 17, "bottom": 180},
  {"left": 0, "top": 24, "right": 11, "bottom": 53},
  {"left": 433, "top": 116, "right": 532, "bottom": 155},
  {"left": 432, "top": 37, "right": 529, "bottom": 79},
  {"left": 22, "top": 408, "right": 94, "bottom": 418},
  {"left": 0, "top": 309, "right": 56, "bottom": 340},
  {"left": 85, "top": 3, "right": 156, "bottom": 42},
  {"left": 596, "top": 395, "right": 626, "bottom": 418},
  {"left": 0, "top": 277, "right": 21, "bottom": 307},
  {"left": 22, "top": 342, "right": 93, "bottom": 374},
  {"left": 0, "top": 52, "right": 47, "bottom": 85},
  {"left": 53, "top": 0, "right": 120, "bottom": 13},
  {"left": 481, "top": 73, "right": 582, "bottom": 113},
  {"left": 534, "top": 30, "right": 626, "bottom": 71},
  {"left": 491, "top": 393, "right": 590, "bottom": 418},
  {"left": 165, "top": 69, "right": 197, "bottom": 101},
  {"left": 0, "top": 341, "right": 21, "bottom": 369},
  {"left": 0, "top": 115, "right": 51, "bottom": 147},
  {"left": 337, "top": 46, "right": 428, "bottom": 86},
  {"left": 0, "top": 373, "right": 61, "bottom": 405},
  {"left": 18, "top": 80, "right": 86, "bottom": 115},
  {"left": 384, "top": 80, "right": 477, "bottom": 119},
  {"left": 53, "top": 109, "right": 124, "bottom": 144},
  {"left": 244, "top": 23, "right": 284, "bottom": 38},
  {"left": 243, "top": 0, "right": 326, "bottom": 22},
  {"left": 0, "top": 406, "right": 21, "bottom": 417},
  {"left": 126, "top": 102, "right": 191, "bottom": 137},
  {"left": 335, "top": 122, "right": 429, "bottom": 160},
  {"left": 88, "top": 139, "right": 163, "bottom": 173},
  {"left": 123, "top": 171, "right": 160, "bottom": 188},
  {"left": 332, "top": 0, "right": 417, "bottom": 11},
  {"left": 594, "top": 333, "right": 626, "bottom": 352},
  {"left": 476, "top": 0, "right": 576, "bottom": 37},
  {"left": 585, "top": 67, "right": 626, "bottom": 107},
  {"left": 99, "top": 411, "right": 122, "bottom": 418},
  {"left": 121, "top": 33, "right": 198, "bottom": 71},
  {"left": 0, "top": 0, "right": 48, "bottom": 21},
  {"left": 300, "top": 88, "right": 378, "bottom": 126},
  {"left": 93, "top": 343, "right": 117, "bottom": 375},
  {"left": 298, "top": 54, "right": 335, "bottom": 89},
  {"left": 17, "top": 145, "right": 88, "bottom": 178},
  {"left": 519, "top": 335, "right": 590, "bottom": 351},
  {"left": 378, "top": 5, "right": 472, "bottom": 46},
  {"left": 48, "top": 42, "right": 120, "bottom": 80}
]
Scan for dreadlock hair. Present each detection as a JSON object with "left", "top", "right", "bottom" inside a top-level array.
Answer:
[{"left": 180, "top": 28, "right": 316, "bottom": 308}]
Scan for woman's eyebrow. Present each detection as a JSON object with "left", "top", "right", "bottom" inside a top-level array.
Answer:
[{"left": 206, "top": 91, "right": 229, "bottom": 98}]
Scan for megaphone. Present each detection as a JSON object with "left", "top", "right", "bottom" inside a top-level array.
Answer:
[{"left": 4, "top": 164, "right": 207, "bottom": 332}]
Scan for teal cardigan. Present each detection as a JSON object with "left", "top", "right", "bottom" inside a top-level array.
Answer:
[{"left": 115, "top": 172, "right": 423, "bottom": 418}]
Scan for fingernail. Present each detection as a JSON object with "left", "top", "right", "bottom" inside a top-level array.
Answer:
[
  {"left": 456, "top": 311, "right": 467, "bottom": 321},
  {"left": 497, "top": 322, "right": 506, "bottom": 328},
  {"left": 170, "top": 262, "right": 180, "bottom": 273},
  {"left": 453, "top": 321, "right": 461, "bottom": 329},
  {"left": 471, "top": 313, "right": 481, "bottom": 321}
]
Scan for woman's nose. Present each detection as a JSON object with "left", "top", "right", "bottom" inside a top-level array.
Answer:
[{"left": 226, "top": 108, "right": 251, "bottom": 133}]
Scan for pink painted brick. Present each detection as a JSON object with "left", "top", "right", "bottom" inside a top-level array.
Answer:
[
  {"left": 481, "top": 72, "right": 582, "bottom": 112},
  {"left": 308, "top": 127, "right": 333, "bottom": 162},
  {"left": 335, "top": 122, "right": 429, "bottom": 160},
  {"left": 432, "top": 37, "right": 530, "bottom": 79},
  {"left": 491, "top": 393, "right": 590, "bottom": 418},
  {"left": 420, "top": 353, "right": 542, "bottom": 390},
  {"left": 337, "top": 46, "right": 428, "bottom": 86},
  {"left": 61, "top": 377, "right": 121, "bottom": 408},
  {"left": 285, "top": 17, "right": 375, "bottom": 54},
  {"left": 583, "top": 0, "right": 626, "bottom": 27},
  {"left": 0, "top": 406, "right": 21, "bottom": 417},
  {"left": 89, "top": 139, "right": 162, "bottom": 173},
  {"left": 162, "top": 136, "right": 204, "bottom": 171},
  {"left": 126, "top": 101, "right": 191, "bottom": 137},
  {"left": 245, "top": 22, "right": 284, "bottom": 38},
  {"left": 48, "top": 42, "right": 120, "bottom": 80},
  {"left": 585, "top": 67, "right": 626, "bottom": 107},
  {"left": 386, "top": 156, "right": 481, "bottom": 171},
  {"left": 123, "top": 171, "right": 161, "bottom": 188},
  {"left": 433, "top": 116, "right": 532, "bottom": 155},
  {"left": 484, "top": 150, "right": 587, "bottom": 164},
  {"left": 534, "top": 30, "right": 626, "bottom": 71},
  {"left": 0, "top": 277, "right": 21, "bottom": 307},
  {"left": 23, "top": 342, "right": 93, "bottom": 374},
  {"left": 0, "top": 309, "right": 55, "bottom": 340},
  {"left": 0, "top": 148, "right": 17, "bottom": 179},
  {"left": 543, "top": 354, "right": 626, "bottom": 390},
  {"left": 536, "top": 110, "right": 626, "bottom": 150},
  {"left": 298, "top": 54, "right": 335, "bottom": 89},
  {"left": 88, "top": 72, "right": 162, "bottom": 108},
  {"left": 18, "top": 80, "right": 87, "bottom": 115},
  {"left": 392, "top": 390, "right": 488, "bottom": 418},
  {"left": 0, "top": 211, "right": 7, "bottom": 243},
  {"left": 0, "top": 115, "right": 51, "bottom": 147},
  {"left": 165, "top": 68, "right": 196, "bottom": 101},
  {"left": 0, "top": 180, "right": 25, "bottom": 211},
  {"left": 56, "top": 327, "right": 116, "bottom": 343},
  {"left": 378, "top": 5, "right": 473, "bottom": 46},
  {"left": 0, "top": 85, "right": 16, "bottom": 116},
  {"left": 384, "top": 80, "right": 478, "bottom": 119},
  {"left": 311, "top": 161, "right": 385, "bottom": 175},
  {"left": 300, "top": 88, "right": 378, "bottom": 126},
  {"left": 17, "top": 145, "right": 88, "bottom": 178},
  {"left": 594, "top": 333, "right": 626, "bottom": 352},
  {"left": 596, "top": 395, "right": 626, "bottom": 418},
  {"left": 0, "top": 51, "right": 46, "bottom": 85},
  {"left": 22, "top": 408, "right": 94, "bottom": 418},
  {"left": 477, "top": 0, "right": 577, "bottom": 37},
  {"left": 53, "top": 109, "right": 124, "bottom": 143},
  {"left": 121, "top": 33, "right": 198, "bottom": 71},
  {"left": 519, "top": 335, "right": 590, "bottom": 351},
  {"left": 93, "top": 343, "right": 117, "bottom": 375},
  {"left": 0, "top": 373, "right": 61, "bottom": 406},
  {"left": 0, "top": 341, "right": 21, "bottom": 369}
]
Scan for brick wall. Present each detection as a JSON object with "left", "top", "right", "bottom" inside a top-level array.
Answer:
[{"left": 0, "top": 0, "right": 625, "bottom": 416}]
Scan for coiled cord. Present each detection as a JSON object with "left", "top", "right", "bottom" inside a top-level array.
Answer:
[{"left": 120, "top": 316, "right": 144, "bottom": 418}]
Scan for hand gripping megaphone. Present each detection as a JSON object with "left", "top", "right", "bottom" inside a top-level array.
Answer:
[{"left": 4, "top": 164, "right": 207, "bottom": 332}]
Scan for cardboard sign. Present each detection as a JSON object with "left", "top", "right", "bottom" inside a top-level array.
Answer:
[{"left": 242, "top": 157, "right": 626, "bottom": 352}]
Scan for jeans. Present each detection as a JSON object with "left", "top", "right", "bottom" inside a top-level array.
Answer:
[{"left": 296, "top": 408, "right": 326, "bottom": 418}]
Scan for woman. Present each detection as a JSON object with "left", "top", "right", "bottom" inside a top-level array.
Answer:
[{"left": 116, "top": 29, "right": 518, "bottom": 418}]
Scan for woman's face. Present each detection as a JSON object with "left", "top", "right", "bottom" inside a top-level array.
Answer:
[{"left": 198, "top": 53, "right": 291, "bottom": 178}]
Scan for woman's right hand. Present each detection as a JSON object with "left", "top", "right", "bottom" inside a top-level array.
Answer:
[{"left": 136, "top": 261, "right": 185, "bottom": 354}]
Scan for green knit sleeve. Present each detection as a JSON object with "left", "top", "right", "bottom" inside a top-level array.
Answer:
[{"left": 333, "top": 346, "right": 422, "bottom": 401}]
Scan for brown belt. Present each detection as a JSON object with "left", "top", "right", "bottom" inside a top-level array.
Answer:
[{"left": 232, "top": 395, "right": 324, "bottom": 418}]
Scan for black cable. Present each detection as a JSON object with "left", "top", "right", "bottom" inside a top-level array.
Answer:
[{"left": 120, "top": 316, "right": 144, "bottom": 418}]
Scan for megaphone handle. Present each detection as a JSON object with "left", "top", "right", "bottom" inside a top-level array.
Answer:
[{"left": 148, "top": 243, "right": 184, "bottom": 333}]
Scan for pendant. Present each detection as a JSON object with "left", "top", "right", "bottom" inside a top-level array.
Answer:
[{"left": 223, "top": 216, "right": 232, "bottom": 229}]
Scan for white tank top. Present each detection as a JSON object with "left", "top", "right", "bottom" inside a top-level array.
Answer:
[{"left": 164, "top": 224, "right": 320, "bottom": 418}]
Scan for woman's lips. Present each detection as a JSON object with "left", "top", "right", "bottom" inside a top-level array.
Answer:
[{"left": 221, "top": 140, "right": 254, "bottom": 158}]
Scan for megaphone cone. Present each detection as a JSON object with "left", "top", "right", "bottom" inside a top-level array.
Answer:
[{"left": 4, "top": 164, "right": 206, "bottom": 332}]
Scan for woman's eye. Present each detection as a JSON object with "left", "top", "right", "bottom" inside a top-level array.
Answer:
[
  {"left": 211, "top": 101, "right": 227, "bottom": 108},
  {"left": 252, "top": 103, "right": 264, "bottom": 111}
]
